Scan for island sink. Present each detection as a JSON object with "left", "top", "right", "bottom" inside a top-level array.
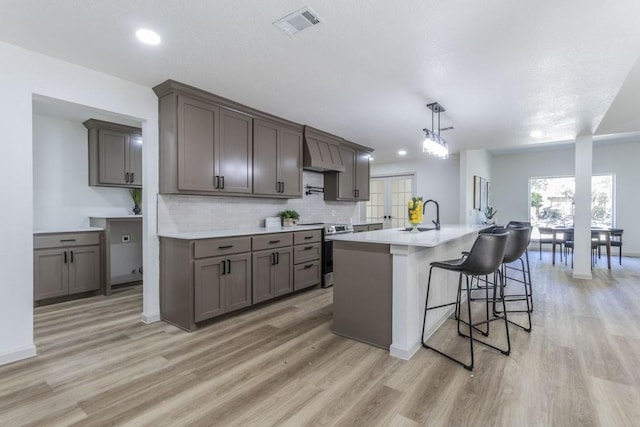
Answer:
[{"left": 402, "top": 227, "right": 436, "bottom": 232}]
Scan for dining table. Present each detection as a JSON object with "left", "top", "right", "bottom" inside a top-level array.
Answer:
[{"left": 551, "top": 227, "right": 611, "bottom": 269}]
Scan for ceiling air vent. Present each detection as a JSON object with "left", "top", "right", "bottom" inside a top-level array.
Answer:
[{"left": 273, "top": 6, "right": 322, "bottom": 36}]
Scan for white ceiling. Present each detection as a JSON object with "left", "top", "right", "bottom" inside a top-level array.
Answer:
[{"left": 2, "top": 0, "right": 640, "bottom": 162}]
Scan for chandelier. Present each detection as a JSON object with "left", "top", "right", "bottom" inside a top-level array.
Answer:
[{"left": 422, "top": 102, "right": 449, "bottom": 159}]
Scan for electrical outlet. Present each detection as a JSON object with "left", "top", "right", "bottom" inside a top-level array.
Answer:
[
  {"left": 331, "top": 210, "right": 336, "bottom": 217},
  {"left": 121, "top": 234, "right": 131, "bottom": 243}
]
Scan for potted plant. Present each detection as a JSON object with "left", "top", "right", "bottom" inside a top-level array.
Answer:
[
  {"left": 130, "top": 188, "right": 142, "bottom": 215},
  {"left": 484, "top": 205, "right": 497, "bottom": 224},
  {"left": 278, "top": 209, "right": 300, "bottom": 227}
]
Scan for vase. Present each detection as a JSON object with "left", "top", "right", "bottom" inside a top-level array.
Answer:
[
  {"left": 133, "top": 205, "right": 141, "bottom": 215},
  {"left": 410, "top": 222, "right": 420, "bottom": 233}
]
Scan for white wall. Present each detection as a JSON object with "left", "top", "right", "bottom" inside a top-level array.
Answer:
[
  {"left": 158, "top": 172, "right": 360, "bottom": 233},
  {"left": 492, "top": 142, "right": 640, "bottom": 255},
  {"left": 32, "top": 114, "right": 134, "bottom": 229},
  {"left": 459, "top": 149, "right": 492, "bottom": 224},
  {"left": 370, "top": 155, "right": 460, "bottom": 226},
  {"left": 0, "top": 42, "right": 159, "bottom": 365}
]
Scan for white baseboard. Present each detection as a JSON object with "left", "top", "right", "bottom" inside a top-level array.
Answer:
[
  {"left": 141, "top": 312, "right": 160, "bottom": 324},
  {"left": 0, "top": 344, "right": 37, "bottom": 366},
  {"left": 390, "top": 342, "right": 421, "bottom": 360}
]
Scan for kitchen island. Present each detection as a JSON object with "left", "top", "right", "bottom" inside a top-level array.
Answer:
[{"left": 327, "top": 224, "right": 486, "bottom": 360}]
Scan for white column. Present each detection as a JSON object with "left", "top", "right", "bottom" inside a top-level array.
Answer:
[{"left": 573, "top": 135, "right": 593, "bottom": 279}]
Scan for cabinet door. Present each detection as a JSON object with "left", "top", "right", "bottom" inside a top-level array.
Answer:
[
  {"left": 218, "top": 108, "right": 252, "bottom": 193},
  {"left": 273, "top": 247, "right": 293, "bottom": 297},
  {"left": 226, "top": 253, "right": 252, "bottom": 312},
  {"left": 128, "top": 133, "right": 143, "bottom": 187},
  {"left": 34, "top": 249, "right": 68, "bottom": 300},
  {"left": 253, "top": 119, "right": 279, "bottom": 196},
  {"left": 279, "top": 128, "right": 303, "bottom": 197},
  {"left": 337, "top": 146, "right": 356, "bottom": 200},
  {"left": 355, "top": 150, "right": 370, "bottom": 201},
  {"left": 252, "top": 250, "right": 275, "bottom": 304},
  {"left": 68, "top": 246, "right": 101, "bottom": 294},
  {"left": 177, "top": 95, "right": 219, "bottom": 192},
  {"left": 98, "top": 129, "right": 128, "bottom": 186},
  {"left": 194, "top": 257, "right": 225, "bottom": 321}
]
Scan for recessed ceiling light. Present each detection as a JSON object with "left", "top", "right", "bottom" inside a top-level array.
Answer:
[
  {"left": 136, "top": 29, "right": 161, "bottom": 45},
  {"left": 530, "top": 130, "right": 543, "bottom": 138},
  {"left": 398, "top": 150, "right": 407, "bottom": 156}
]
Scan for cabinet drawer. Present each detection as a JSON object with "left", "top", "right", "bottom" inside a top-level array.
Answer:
[
  {"left": 193, "top": 237, "right": 251, "bottom": 259},
  {"left": 369, "top": 223, "right": 383, "bottom": 231},
  {"left": 252, "top": 233, "right": 293, "bottom": 251},
  {"left": 294, "top": 242, "right": 321, "bottom": 264},
  {"left": 34, "top": 232, "right": 101, "bottom": 249},
  {"left": 294, "top": 260, "right": 321, "bottom": 291},
  {"left": 353, "top": 225, "right": 368, "bottom": 233},
  {"left": 293, "top": 229, "right": 321, "bottom": 244}
]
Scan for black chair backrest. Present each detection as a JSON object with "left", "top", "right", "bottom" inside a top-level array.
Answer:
[
  {"left": 491, "top": 227, "right": 530, "bottom": 263},
  {"left": 611, "top": 228, "right": 623, "bottom": 240},
  {"left": 459, "top": 233, "right": 509, "bottom": 276},
  {"left": 506, "top": 221, "right": 532, "bottom": 243}
]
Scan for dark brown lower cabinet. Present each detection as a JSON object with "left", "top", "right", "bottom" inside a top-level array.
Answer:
[
  {"left": 252, "top": 247, "right": 293, "bottom": 304},
  {"left": 194, "top": 253, "right": 251, "bottom": 322}
]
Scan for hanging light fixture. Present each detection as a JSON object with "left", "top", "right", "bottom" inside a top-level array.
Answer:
[{"left": 423, "top": 102, "right": 449, "bottom": 159}]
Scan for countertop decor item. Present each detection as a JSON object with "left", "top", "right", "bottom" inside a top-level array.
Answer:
[
  {"left": 484, "top": 205, "right": 497, "bottom": 224},
  {"left": 408, "top": 197, "right": 424, "bottom": 232},
  {"left": 278, "top": 209, "right": 300, "bottom": 227},
  {"left": 130, "top": 188, "right": 142, "bottom": 215}
]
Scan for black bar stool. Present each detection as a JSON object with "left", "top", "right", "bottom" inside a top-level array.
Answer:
[
  {"left": 491, "top": 226, "right": 533, "bottom": 332},
  {"left": 421, "top": 233, "right": 510, "bottom": 371},
  {"left": 505, "top": 221, "right": 533, "bottom": 312}
]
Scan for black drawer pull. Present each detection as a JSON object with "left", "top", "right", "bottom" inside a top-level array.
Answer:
[
  {"left": 304, "top": 263, "right": 314, "bottom": 269},
  {"left": 269, "top": 240, "right": 280, "bottom": 244},
  {"left": 221, "top": 260, "right": 226, "bottom": 275},
  {"left": 304, "top": 245, "right": 314, "bottom": 250},
  {"left": 63, "top": 251, "right": 67, "bottom": 264},
  {"left": 227, "top": 259, "right": 231, "bottom": 274},
  {"left": 218, "top": 245, "right": 233, "bottom": 249},
  {"left": 304, "top": 235, "right": 314, "bottom": 240},
  {"left": 60, "top": 239, "right": 77, "bottom": 243},
  {"left": 130, "top": 172, "right": 135, "bottom": 183},
  {"left": 70, "top": 251, "right": 74, "bottom": 263}
]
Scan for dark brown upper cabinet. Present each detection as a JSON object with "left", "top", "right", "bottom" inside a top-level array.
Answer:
[
  {"left": 84, "top": 119, "right": 142, "bottom": 188},
  {"left": 324, "top": 142, "right": 371, "bottom": 202},
  {"left": 253, "top": 118, "right": 303, "bottom": 198}
]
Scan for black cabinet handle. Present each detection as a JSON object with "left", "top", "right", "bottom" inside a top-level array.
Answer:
[
  {"left": 63, "top": 251, "right": 67, "bottom": 264},
  {"left": 60, "top": 239, "right": 76, "bottom": 243},
  {"left": 276, "top": 252, "right": 280, "bottom": 265},
  {"left": 130, "top": 172, "right": 134, "bottom": 183},
  {"left": 70, "top": 251, "right": 74, "bottom": 263},
  {"left": 227, "top": 259, "right": 231, "bottom": 274},
  {"left": 281, "top": 182, "right": 285, "bottom": 193},
  {"left": 269, "top": 240, "right": 280, "bottom": 244},
  {"left": 125, "top": 172, "right": 130, "bottom": 183},
  {"left": 214, "top": 175, "right": 220, "bottom": 188},
  {"left": 304, "top": 245, "right": 314, "bottom": 250},
  {"left": 304, "top": 235, "right": 313, "bottom": 240},
  {"left": 221, "top": 260, "right": 226, "bottom": 275},
  {"left": 271, "top": 252, "right": 276, "bottom": 265},
  {"left": 220, "top": 176, "right": 225, "bottom": 189},
  {"left": 304, "top": 263, "right": 314, "bottom": 269},
  {"left": 218, "top": 245, "right": 233, "bottom": 249}
]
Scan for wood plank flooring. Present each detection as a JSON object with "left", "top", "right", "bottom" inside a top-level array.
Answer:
[{"left": 2, "top": 253, "right": 640, "bottom": 426}]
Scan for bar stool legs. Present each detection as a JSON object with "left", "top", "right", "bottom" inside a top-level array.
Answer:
[{"left": 421, "top": 266, "right": 511, "bottom": 371}]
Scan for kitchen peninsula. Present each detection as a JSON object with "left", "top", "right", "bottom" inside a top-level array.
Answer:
[{"left": 327, "top": 224, "right": 486, "bottom": 360}]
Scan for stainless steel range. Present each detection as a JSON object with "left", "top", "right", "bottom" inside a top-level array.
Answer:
[{"left": 322, "top": 223, "right": 354, "bottom": 288}]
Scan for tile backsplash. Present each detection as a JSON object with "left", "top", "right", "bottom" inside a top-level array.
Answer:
[{"left": 158, "top": 172, "right": 362, "bottom": 233}]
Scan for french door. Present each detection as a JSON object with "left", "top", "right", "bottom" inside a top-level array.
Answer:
[{"left": 365, "top": 174, "right": 416, "bottom": 228}]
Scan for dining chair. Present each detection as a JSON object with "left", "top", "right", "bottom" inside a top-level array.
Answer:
[
  {"left": 598, "top": 229, "right": 623, "bottom": 265},
  {"left": 538, "top": 227, "right": 563, "bottom": 262}
]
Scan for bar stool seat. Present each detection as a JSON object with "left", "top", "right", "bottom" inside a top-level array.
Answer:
[{"left": 421, "top": 233, "right": 510, "bottom": 371}]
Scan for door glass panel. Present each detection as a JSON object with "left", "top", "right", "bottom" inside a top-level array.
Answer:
[{"left": 366, "top": 175, "right": 414, "bottom": 228}]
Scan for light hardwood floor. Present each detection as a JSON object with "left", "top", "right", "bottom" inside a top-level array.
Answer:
[{"left": 2, "top": 252, "right": 640, "bottom": 426}]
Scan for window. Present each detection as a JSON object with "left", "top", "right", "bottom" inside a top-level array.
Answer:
[{"left": 529, "top": 175, "right": 614, "bottom": 228}]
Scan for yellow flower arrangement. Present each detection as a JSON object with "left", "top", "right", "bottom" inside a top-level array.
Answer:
[{"left": 408, "top": 197, "right": 423, "bottom": 226}]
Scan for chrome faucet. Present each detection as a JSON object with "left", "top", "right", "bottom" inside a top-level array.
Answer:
[{"left": 423, "top": 199, "right": 441, "bottom": 230}]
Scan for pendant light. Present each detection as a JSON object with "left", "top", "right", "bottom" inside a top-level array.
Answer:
[{"left": 422, "top": 102, "right": 449, "bottom": 159}]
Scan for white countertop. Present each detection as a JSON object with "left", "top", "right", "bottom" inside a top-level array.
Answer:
[
  {"left": 34, "top": 226, "right": 104, "bottom": 234},
  {"left": 158, "top": 224, "right": 324, "bottom": 240},
  {"left": 90, "top": 215, "right": 143, "bottom": 220},
  {"left": 326, "top": 224, "right": 487, "bottom": 248}
]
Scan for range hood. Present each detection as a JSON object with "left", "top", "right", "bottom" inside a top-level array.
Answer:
[{"left": 303, "top": 126, "right": 345, "bottom": 172}]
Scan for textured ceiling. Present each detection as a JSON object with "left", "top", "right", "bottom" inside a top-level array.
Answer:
[{"left": 2, "top": 0, "right": 640, "bottom": 162}]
